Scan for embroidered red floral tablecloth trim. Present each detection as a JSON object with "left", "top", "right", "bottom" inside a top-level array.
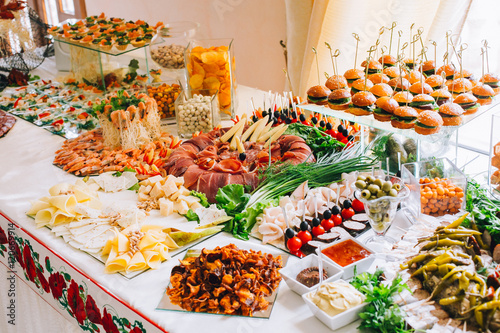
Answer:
[{"left": 1, "top": 225, "right": 146, "bottom": 333}]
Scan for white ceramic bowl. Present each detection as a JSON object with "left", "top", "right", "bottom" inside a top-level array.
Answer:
[
  {"left": 320, "top": 235, "right": 375, "bottom": 279},
  {"left": 280, "top": 254, "right": 343, "bottom": 295},
  {"left": 302, "top": 279, "right": 367, "bottom": 330}
]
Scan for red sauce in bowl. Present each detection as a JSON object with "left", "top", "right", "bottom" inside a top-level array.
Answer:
[{"left": 321, "top": 239, "right": 371, "bottom": 267}]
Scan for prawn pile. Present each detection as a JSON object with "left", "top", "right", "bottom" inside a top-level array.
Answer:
[{"left": 53, "top": 129, "right": 181, "bottom": 178}]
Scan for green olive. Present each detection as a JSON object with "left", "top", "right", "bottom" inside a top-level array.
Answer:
[
  {"left": 357, "top": 175, "right": 366, "bottom": 182},
  {"left": 374, "top": 178, "right": 383, "bottom": 187},
  {"left": 392, "top": 183, "right": 402, "bottom": 191},
  {"left": 368, "top": 184, "right": 380, "bottom": 194},
  {"left": 366, "top": 176, "right": 375, "bottom": 183},
  {"left": 355, "top": 180, "right": 367, "bottom": 189},
  {"left": 361, "top": 189, "right": 371, "bottom": 199},
  {"left": 377, "top": 190, "right": 386, "bottom": 198},
  {"left": 389, "top": 189, "right": 398, "bottom": 197},
  {"left": 382, "top": 181, "right": 392, "bottom": 192}
]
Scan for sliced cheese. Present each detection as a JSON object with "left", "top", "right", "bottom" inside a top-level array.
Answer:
[
  {"left": 259, "top": 124, "right": 284, "bottom": 142},
  {"left": 264, "top": 125, "right": 288, "bottom": 148},
  {"left": 249, "top": 116, "right": 269, "bottom": 142},
  {"left": 220, "top": 119, "right": 245, "bottom": 143},
  {"left": 241, "top": 119, "right": 260, "bottom": 142},
  {"left": 235, "top": 135, "right": 245, "bottom": 153},
  {"left": 257, "top": 121, "right": 273, "bottom": 142}
]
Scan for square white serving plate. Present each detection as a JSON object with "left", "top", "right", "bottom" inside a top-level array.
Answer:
[
  {"left": 320, "top": 235, "right": 375, "bottom": 279},
  {"left": 280, "top": 254, "right": 343, "bottom": 295},
  {"left": 302, "top": 279, "right": 366, "bottom": 331}
]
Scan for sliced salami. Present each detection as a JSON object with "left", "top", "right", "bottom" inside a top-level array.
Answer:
[
  {"left": 342, "top": 221, "right": 366, "bottom": 231},
  {"left": 0, "top": 110, "right": 15, "bottom": 138}
]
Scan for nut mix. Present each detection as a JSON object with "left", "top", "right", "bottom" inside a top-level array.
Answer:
[
  {"left": 177, "top": 94, "right": 213, "bottom": 136},
  {"left": 419, "top": 177, "right": 464, "bottom": 216},
  {"left": 151, "top": 44, "right": 186, "bottom": 69},
  {"left": 167, "top": 244, "right": 283, "bottom": 316},
  {"left": 147, "top": 83, "right": 180, "bottom": 118}
]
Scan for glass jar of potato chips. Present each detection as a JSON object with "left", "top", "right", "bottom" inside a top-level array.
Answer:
[{"left": 184, "top": 38, "right": 236, "bottom": 119}]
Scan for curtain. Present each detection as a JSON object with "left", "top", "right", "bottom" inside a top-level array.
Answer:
[{"left": 286, "top": 0, "right": 476, "bottom": 96}]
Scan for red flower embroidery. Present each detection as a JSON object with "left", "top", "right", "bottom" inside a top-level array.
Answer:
[
  {"left": 23, "top": 244, "right": 37, "bottom": 282},
  {"left": 85, "top": 295, "right": 102, "bottom": 324},
  {"left": 37, "top": 269, "right": 50, "bottom": 293},
  {"left": 13, "top": 241, "right": 24, "bottom": 269},
  {"left": 129, "top": 327, "right": 143, "bottom": 333},
  {"left": 102, "top": 308, "right": 119, "bottom": 333},
  {"left": 0, "top": 226, "right": 7, "bottom": 244},
  {"left": 67, "top": 280, "right": 86, "bottom": 325},
  {"left": 48, "top": 272, "right": 66, "bottom": 299}
]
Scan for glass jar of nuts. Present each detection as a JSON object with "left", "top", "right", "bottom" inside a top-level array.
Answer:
[
  {"left": 175, "top": 89, "right": 220, "bottom": 138},
  {"left": 149, "top": 21, "right": 199, "bottom": 79}
]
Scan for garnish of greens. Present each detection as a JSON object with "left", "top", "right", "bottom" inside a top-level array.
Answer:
[
  {"left": 93, "top": 89, "right": 145, "bottom": 121},
  {"left": 462, "top": 178, "right": 500, "bottom": 242},
  {"left": 351, "top": 269, "right": 413, "bottom": 333},
  {"left": 124, "top": 59, "right": 139, "bottom": 83},
  {"left": 284, "top": 122, "right": 345, "bottom": 159}
]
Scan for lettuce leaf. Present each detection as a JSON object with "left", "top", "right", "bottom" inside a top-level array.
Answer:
[
  {"left": 189, "top": 191, "right": 210, "bottom": 208},
  {"left": 215, "top": 184, "right": 250, "bottom": 216}
]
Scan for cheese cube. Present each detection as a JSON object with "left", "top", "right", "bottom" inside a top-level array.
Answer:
[
  {"left": 178, "top": 186, "right": 191, "bottom": 196},
  {"left": 139, "top": 185, "right": 152, "bottom": 195},
  {"left": 183, "top": 195, "right": 200, "bottom": 207},
  {"left": 170, "top": 189, "right": 182, "bottom": 201},
  {"left": 159, "top": 198, "right": 174, "bottom": 216},
  {"left": 162, "top": 177, "right": 178, "bottom": 197},
  {"left": 163, "top": 175, "right": 176, "bottom": 186},
  {"left": 174, "top": 200, "right": 189, "bottom": 215},
  {"left": 174, "top": 176, "right": 184, "bottom": 187},
  {"left": 148, "top": 175, "right": 164, "bottom": 185},
  {"left": 189, "top": 201, "right": 203, "bottom": 210},
  {"left": 150, "top": 182, "right": 165, "bottom": 200},
  {"left": 138, "top": 192, "right": 149, "bottom": 202}
]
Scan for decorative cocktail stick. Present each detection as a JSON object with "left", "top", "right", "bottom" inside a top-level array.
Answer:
[
  {"left": 397, "top": 30, "right": 403, "bottom": 60},
  {"left": 333, "top": 49, "right": 340, "bottom": 77},
  {"left": 388, "top": 21, "right": 397, "bottom": 56},
  {"left": 417, "top": 27, "right": 427, "bottom": 61},
  {"left": 312, "top": 47, "right": 321, "bottom": 86},
  {"left": 352, "top": 33, "right": 360, "bottom": 68},
  {"left": 445, "top": 30, "right": 452, "bottom": 65},
  {"left": 481, "top": 47, "right": 486, "bottom": 78},
  {"left": 380, "top": 46, "right": 387, "bottom": 68},
  {"left": 483, "top": 40, "right": 490, "bottom": 73},
  {"left": 325, "top": 42, "right": 335, "bottom": 75},
  {"left": 283, "top": 68, "right": 294, "bottom": 97},
  {"left": 409, "top": 23, "right": 415, "bottom": 60},
  {"left": 430, "top": 40, "right": 437, "bottom": 67}
]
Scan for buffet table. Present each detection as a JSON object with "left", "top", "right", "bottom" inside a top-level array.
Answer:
[{"left": 0, "top": 57, "right": 496, "bottom": 333}]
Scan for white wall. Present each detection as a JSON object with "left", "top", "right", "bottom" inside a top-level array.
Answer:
[{"left": 84, "top": 0, "right": 287, "bottom": 92}]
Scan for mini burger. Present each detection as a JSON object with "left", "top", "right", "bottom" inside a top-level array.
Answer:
[
  {"left": 480, "top": 73, "right": 500, "bottom": 95},
  {"left": 436, "top": 64, "right": 458, "bottom": 80},
  {"left": 391, "top": 106, "right": 418, "bottom": 129},
  {"left": 453, "top": 93, "right": 480, "bottom": 114},
  {"left": 351, "top": 78, "right": 373, "bottom": 95},
  {"left": 306, "top": 85, "right": 331, "bottom": 105},
  {"left": 379, "top": 54, "right": 397, "bottom": 67},
  {"left": 393, "top": 91, "right": 414, "bottom": 106},
  {"left": 414, "top": 110, "right": 443, "bottom": 135},
  {"left": 438, "top": 102, "right": 464, "bottom": 126},
  {"left": 425, "top": 75, "right": 445, "bottom": 90},
  {"left": 368, "top": 73, "right": 390, "bottom": 84},
  {"left": 344, "top": 69, "right": 365, "bottom": 87},
  {"left": 408, "top": 70, "right": 423, "bottom": 84},
  {"left": 446, "top": 78, "right": 472, "bottom": 98},
  {"left": 361, "top": 60, "right": 383, "bottom": 74},
  {"left": 454, "top": 69, "right": 475, "bottom": 81},
  {"left": 325, "top": 75, "right": 348, "bottom": 91},
  {"left": 420, "top": 60, "right": 436, "bottom": 77},
  {"left": 348, "top": 91, "right": 377, "bottom": 116},
  {"left": 370, "top": 83, "right": 393, "bottom": 98},
  {"left": 409, "top": 94, "right": 438, "bottom": 113},
  {"left": 374, "top": 96, "right": 398, "bottom": 122},
  {"left": 472, "top": 83, "right": 495, "bottom": 105},
  {"left": 404, "top": 58, "right": 415, "bottom": 70},
  {"left": 388, "top": 77, "right": 410, "bottom": 92},
  {"left": 409, "top": 82, "right": 433, "bottom": 95},
  {"left": 327, "top": 89, "right": 352, "bottom": 110},
  {"left": 430, "top": 89, "right": 452, "bottom": 106},
  {"left": 383, "top": 66, "right": 405, "bottom": 80}
]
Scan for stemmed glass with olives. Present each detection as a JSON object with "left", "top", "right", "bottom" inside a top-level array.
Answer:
[{"left": 353, "top": 174, "right": 409, "bottom": 247}]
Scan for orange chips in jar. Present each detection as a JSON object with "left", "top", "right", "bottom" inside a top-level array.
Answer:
[
  {"left": 419, "top": 177, "right": 464, "bottom": 216},
  {"left": 187, "top": 45, "right": 234, "bottom": 115}
]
